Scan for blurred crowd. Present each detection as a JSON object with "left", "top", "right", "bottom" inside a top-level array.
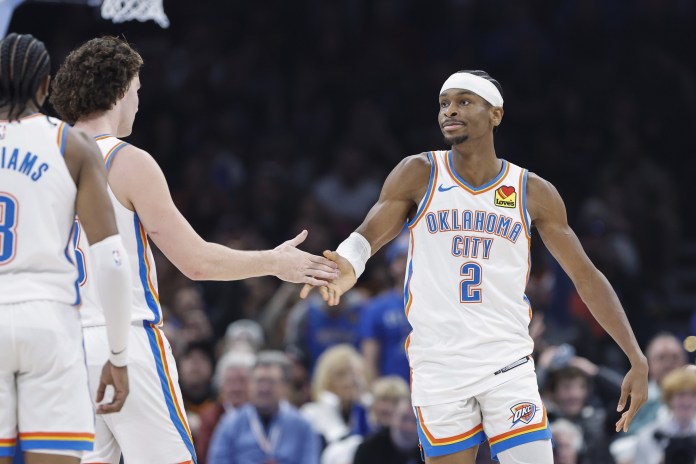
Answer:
[{"left": 9, "top": 0, "right": 696, "bottom": 462}]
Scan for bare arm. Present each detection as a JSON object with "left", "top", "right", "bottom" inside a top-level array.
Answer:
[
  {"left": 107, "top": 146, "right": 337, "bottom": 284},
  {"left": 527, "top": 172, "right": 648, "bottom": 431},
  {"left": 63, "top": 127, "right": 130, "bottom": 413},
  {"left": 63, "top": 127, "right": 118, "bottom": 242},
  {"left": 301, "top": 153, "right": 431, "bottom": 304},
  {"left": 356, "top": 153, "right": 431, "bottom": 253}
]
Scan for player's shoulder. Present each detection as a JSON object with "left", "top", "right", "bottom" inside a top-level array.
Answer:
[
  {"left": 525, "top": 171, "right": 560, "bottom": 198},
  {"left": 390, "top": 152, "right": 433, "bottom": 181},
  {"left": 400, "top": 151, "right": 432, "bottom": 170},
  {"left": 108, "top": 141, "right": 159, "bottom": 171}
]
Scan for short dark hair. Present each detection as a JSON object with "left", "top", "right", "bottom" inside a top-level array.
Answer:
[
  {"left": 50, "top": 36, "right": 143, "bottom": 124},
  {"left": 254, "top": 350, "right": 291, "bottom": 383},
  {"left": 456, "top": 69, "right": 503, "bottom": 103},
  {"left": 545, "top": 366, "right": 590, "bottom": 393},
  {"left": 0, "top": 33, "right": 50, "bottom": 121}
]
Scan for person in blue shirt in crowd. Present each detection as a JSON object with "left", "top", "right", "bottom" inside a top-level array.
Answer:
[
  {"left": 208, "top": 351, "right": 320, "bottom": 464},
  {"left": 286, "top": 287, "right": 365, "bottom": 374},
  {"left": 360, "top": 231, "right": 412, "bottom": 385}
]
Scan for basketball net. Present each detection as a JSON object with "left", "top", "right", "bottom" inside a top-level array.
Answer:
[{"left": 100, "top": 0, "right": 170, "bottom": 28}]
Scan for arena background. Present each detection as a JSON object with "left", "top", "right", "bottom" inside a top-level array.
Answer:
[{"left": 5, "top": 1, "right": 696, "bottom": 463}]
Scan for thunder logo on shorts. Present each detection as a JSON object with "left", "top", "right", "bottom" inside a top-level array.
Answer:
[{"left": 508, "top": 402, "right": 537, "bottom": 428}]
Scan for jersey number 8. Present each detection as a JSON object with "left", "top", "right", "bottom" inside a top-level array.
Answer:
[{"left": 0, "top": 193, "right": 19, "bottom": 265}]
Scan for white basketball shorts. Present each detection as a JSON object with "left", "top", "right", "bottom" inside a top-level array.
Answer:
[
  {"left": 415, "top": 367, "right": 551, "bottom": 460},
  {"left": 0, "top": 301, "right": 94, "bottom": 458},
  {"left": 82, "top": 323, "right": 196, "bottom": 464}
]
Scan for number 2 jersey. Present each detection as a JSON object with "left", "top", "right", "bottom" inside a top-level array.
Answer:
[
  {"left": 404, "top": 150, "right": 534, "bottom": 406},
  {"left": 76, "top": 135, "right": 163, "bottom": 327},
  {"left": 0, "top": 114, "right": 79, "bottom": 305}
]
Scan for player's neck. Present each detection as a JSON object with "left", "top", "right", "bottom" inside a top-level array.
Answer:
[
  {"left": 73, "top": 113, "right": 119, "bottom": 138},
  {"left": 0, "top": 104, "right": 40, "bottom": 120},
  {"left": 449, "top": 143, "right": 501, "bottom": 188}
]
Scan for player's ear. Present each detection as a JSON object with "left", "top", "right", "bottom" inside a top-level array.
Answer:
[
  {"left": 491, "top": 106, "right": 503, "bottom": 129},
  {"left": 37, "top": 75, "right": 51, "bottom": 106}
]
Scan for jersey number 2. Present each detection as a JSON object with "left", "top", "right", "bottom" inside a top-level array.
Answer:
[
  {"left": 460, "top": 262, "right": 482, "bottom": 303},
  {"left": 0, "top": 193, "right": 18, "bottom": 265}
]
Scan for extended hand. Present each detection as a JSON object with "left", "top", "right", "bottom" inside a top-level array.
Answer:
[
  {"left": 96, "top": 361, "right": 129, "bottom": 414},
  {"left": 274, "top": 230, "right": 339, "bottom": 285},
  {"left": 615, "top": 362, "right": 649, "bottom": 432},
  {"left": 300, "top": 250, "right": 357, "bottom": 306}
]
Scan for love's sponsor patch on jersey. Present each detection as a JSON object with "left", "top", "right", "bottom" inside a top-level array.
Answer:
[
  {"left": 494, "top": 185, "right": 516, "bottom": 208},
  {"left": 508, "top": 402, "right": 537, "bottom": 427}
]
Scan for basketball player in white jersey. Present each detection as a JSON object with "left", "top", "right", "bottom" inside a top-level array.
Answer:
[
  {"left": 0, "top": 33, "right": 133, "bottom": 464},
  {"left": 302, "top": 70, "right": 649, "bottom": 463},
  {"left": 49, "top": 36, "right": 339, "bottom": 464}
]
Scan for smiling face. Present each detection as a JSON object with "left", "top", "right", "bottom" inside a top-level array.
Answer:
[{"left": 438, "top": 89, "right": 503, "bottom": 146}]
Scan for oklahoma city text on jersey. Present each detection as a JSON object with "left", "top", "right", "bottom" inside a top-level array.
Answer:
[{"left": 423, "top": 209, "right": 525, "bottom": 260}]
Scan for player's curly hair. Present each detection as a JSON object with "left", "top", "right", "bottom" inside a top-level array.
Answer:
[
  {"left": 0, "top": 33, "right": 51, "bottom": 121},
  {"left": 50, "top": 36, "right": 143, "bottom": 124}
]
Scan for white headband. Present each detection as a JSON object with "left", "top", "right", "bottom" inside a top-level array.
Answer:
[{"left": 440, "top": 73, "right": 504, "bottom": 107}]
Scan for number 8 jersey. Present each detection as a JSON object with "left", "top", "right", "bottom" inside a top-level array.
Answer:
[
  {"left": 404, "top": 150, "right": 534, "bottom": 406},
  {"left": 0, "top": 115, "right": 79, "bottom": 305}
]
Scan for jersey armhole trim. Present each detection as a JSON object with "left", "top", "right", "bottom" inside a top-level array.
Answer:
[
  {"left": 57, "top": 122, "right": 69, "bottom": 157},
  {"left": 406, "top": 151, "right": 438, "bottom": 229},
  {"left": 519, "top": 169, "right": 531, "bottom": 238},
  {"left": 104, "top": 142, "right": 129, "bottom": 172}
]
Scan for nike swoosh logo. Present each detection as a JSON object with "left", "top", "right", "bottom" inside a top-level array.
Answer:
[{"left": 438, "top": 184, "right": 457, "bottom": 192}]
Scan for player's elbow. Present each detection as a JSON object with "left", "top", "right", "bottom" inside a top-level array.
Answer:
[{"left": 180, "top": 262, "right": 208, "bottom": 281}]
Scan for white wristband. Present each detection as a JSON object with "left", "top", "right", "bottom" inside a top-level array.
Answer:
[
  {"left": 91, "top": 234, "right": 132, "bottom": 367},
  {"left": 336, "top": 232, "right": 371, "bottom": 279}
]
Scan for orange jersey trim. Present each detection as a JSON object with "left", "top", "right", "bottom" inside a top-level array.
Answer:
[
  {"left": 151, "top": 326, "right": 193, "bottom": 441},
  {"left": 445, "top": 155, "right": 510, "bottom": 195},
  {"left": 488, "top": 406, "right": 548, "bottom": 445},
  {"left": 416, "top": 409, "right": 484, "bottom": 445},
  {"left": 408, "top": 152, "right": 439, "bottom": 229},
  {"left": 138, "top": 223, "right": 161, "bottom": 306},
  {"left": 19, "top": 432, "right": 94, "bottom": 441}
]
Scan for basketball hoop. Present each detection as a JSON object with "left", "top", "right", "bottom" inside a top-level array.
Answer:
[{"left": 100, "top": 0, "right": 169, "bottom": 28}]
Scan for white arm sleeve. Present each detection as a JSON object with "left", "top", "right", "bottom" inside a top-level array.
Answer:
[{"left": 90, "top": 235, "right": 132, "bottom": 366}]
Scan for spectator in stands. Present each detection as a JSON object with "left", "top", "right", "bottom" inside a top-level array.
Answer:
[
  {"left": 537, "top": 343, "right": 623, "bottom": 411},
  {"left": 320, "top": 376, "right": 410, "bottom": 464},
  {"left": 301, "top": 344, "right": 370, "bottom": 446},
  {"left": 551, "top": 419, "right": 584, "bottom": 464},
  {"left": 196, "top": 350, "right": 255, "bottom": 463},
  {"left": 360, "top": 232, "right": 412, "bottom": 385},
  {"left": 223, "top": 318, "right": 265, "bottom": 354},
  {"left": 634, "top": 367, "right": 696, "bottom": 464},
  {"left": 353, "top": 396, "right": 421, "bottom": 464},
  {"left": 286, "top": 290, "right": 366, "bottom": 372},
  {"left": 611, "top": 333, "right": 689, "bottom": 463},
  {"left": 368, "top": 376, "right": 411, "bottom": 431},
  {"left": 178, "top": 341, "right": 216, "bottom": 438},
  {"left": 628, "top": 333, "right": 688, "bottom": 433},
  {"left": 543, "top": 365, "right": 614, "bottom": 463},
  {"left": 208, "top": 350, "right": 320, "bottom": 464}
]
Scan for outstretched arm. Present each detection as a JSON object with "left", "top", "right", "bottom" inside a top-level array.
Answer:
[
  {"left": 107, "top": 145, "right": 337, "bottom": 285},
  {"left": 301, "top": 153, "right": 432, "bottom": 305},
  {"left": 526, "top": 172, "right": 648, "bottom": 432}
]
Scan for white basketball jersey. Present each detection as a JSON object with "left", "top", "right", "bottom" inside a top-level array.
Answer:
[
  {"left": 78, "top": 135, "right": 162, "bottom": 327},
  {"left": 405, "top": 150, "right": 534, "bottom": 406},
  {"left": 0, "top": 114, "right": 79, "bottom": 305}
]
